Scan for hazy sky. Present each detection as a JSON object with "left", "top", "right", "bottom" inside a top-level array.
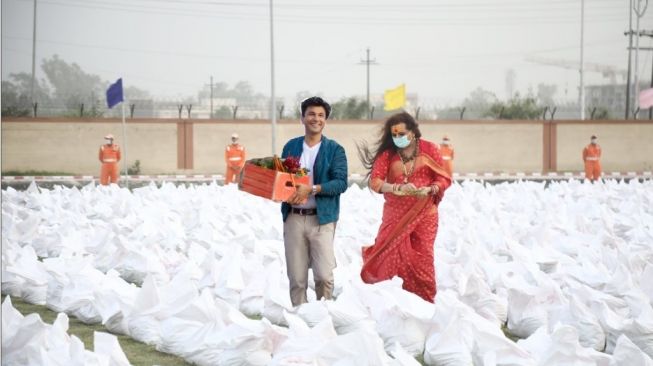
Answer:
[{"left": 2, "top": 0, "right": 652, "bottom": 107}]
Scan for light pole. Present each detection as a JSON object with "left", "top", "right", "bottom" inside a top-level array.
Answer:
[
  {"left": 626, "top": 0, "right": 634, "bottom": 119},
  {"left": 580, "top": 0, "right": 585, "bottom": 120},
  {"left": 30, "top": 0, "right": 38, "bottom": 108},
  {"left": 269, "top": 0, "right": 277, "bottom": 154}
]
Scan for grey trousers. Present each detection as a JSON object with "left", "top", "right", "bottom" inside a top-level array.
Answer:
[{"left": 283, "top": 213, "right": 337, "bottom": 307}]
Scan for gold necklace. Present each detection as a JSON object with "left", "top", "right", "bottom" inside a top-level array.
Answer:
[{"left": 398, "top": 140, "right": 419, "bottom": 183}]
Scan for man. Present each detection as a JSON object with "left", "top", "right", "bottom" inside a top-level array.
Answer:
[
  {"left": 440, "top": 135, "right": 454, "bottom": 177},
  {"left": 224, "top": 133, "right": 246, "bottom": 184},
  {"left": 98, "top": 134, "right": 121, "bottom": 185},
  {"left": 281, "top": 96, "right": 348, "bottom": 306},
  {"left": 582, "top": 135, "right": 602, "bottom": 182}
]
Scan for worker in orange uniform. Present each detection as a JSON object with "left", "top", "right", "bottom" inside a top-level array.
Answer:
[
  {"left": 440, "top": 135, "right": 454, "bottom": 177},
  {"left": 582, "top": 135, "right": 602, "bottom": 182},
  {"left": 224, "top": 133, "right": 246, "bottom": 184},
  {"left": 99, "top": 134, "right": 121, "bottom": 185}
]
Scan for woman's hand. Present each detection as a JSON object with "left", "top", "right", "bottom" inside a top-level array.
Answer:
[{"left": 399, "top": 183, "right": 417, "bottom": 192}]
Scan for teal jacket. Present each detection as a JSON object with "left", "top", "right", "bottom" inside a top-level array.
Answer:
[{"left": 281, "top": 135, "right": 348, "bottom": 225}]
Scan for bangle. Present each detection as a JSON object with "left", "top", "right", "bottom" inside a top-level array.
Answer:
[{"left": 431, "top": 185, "right": 438, "bottom": 195}]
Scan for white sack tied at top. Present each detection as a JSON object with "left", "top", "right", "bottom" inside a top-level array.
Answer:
[
  {"left": 1, "top": 296, "right": 130, "bottom": 366},
  {"left": 351, "top": 277, "right": 435, "bottom": 356},
  {"left": 269, "top": 311, "right": 396, "bottom": 366},
  {"left": 611, "top": 334, "right": 653, "bottom": 366},
  {"left": 2, "top": 243, "right": 49, "bottom": 305},
  {"left": 424, "top": 291, "right": 535, "bottom": 366},
  {"left": 517, "top": 324, "right": 612, "bottom": 366},
  {"left": 158, "top": 289, "right": 286, "bottom": 366}
]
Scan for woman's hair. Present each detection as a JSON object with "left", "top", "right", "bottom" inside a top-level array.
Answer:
[{"left": 357, "top": 111, "right": 422, "bottom": 179}]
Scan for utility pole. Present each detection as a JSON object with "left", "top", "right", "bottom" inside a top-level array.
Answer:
[
  {"left": 633, "top": 0, "right": 649, "bottom": 118},
  {"left": 625, "top": 31, "right": 653, "bottom": 118},
  {"left": 30, "top": 0, "right": 38, "bottom": 107},
  {"left": 580, "top": 0, "right": 585, "bottom": 120},
  {"left": 359, "top": 48, "right": 377, "bottom": 120},
  {"left": 626, "top": 0, "right": 634, "bottom": 119}
]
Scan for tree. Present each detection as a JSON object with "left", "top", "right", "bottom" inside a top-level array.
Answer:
[
  {"left": 214, "top": 106, "right": 232, "bottom": 119},
  {"left": 330, "top": 97, "right": 367, "bottom": 119},
  {"left": 1, "top": 81, "right": 31, "bottom": 117},
  {"left": 125, "top": 85, "right": 150, "bottom": 100},
  {"left": 537, "top": 83, "right": 557, "bottom": 106},
  {"left": 462, "top": 87, "right": 498, "bottom": 114},
  {"left": 41, "top": 55, "right": 106, "bottom": 116},
  {"left": 485, "top": 93, "right": 541, "bottom": 119},
  {"left": 1, "top": 73, "right": 51, "bottom": 117}
]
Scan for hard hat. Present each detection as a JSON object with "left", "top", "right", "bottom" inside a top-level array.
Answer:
[
  {"left": 231, "top": 133, "right": 239, "bottom": 139},
  {"left": 104, "top": 134, "right": 114, "bottom": 140}
]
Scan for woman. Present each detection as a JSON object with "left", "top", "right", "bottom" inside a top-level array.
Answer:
[{"left": 357, "top": 112, "right": 451, "bottom": 302}]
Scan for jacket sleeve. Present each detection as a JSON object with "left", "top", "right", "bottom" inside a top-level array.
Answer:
[
  {"left": 99, "top": 147, "right": 103, "bottom": 162},
  {"left": 319, "top": 143, "right": 348, "bottom": 196},
  {"left": 116, "top": 146, "right": 121, "bottom": 162}
]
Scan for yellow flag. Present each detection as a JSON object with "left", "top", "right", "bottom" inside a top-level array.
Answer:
[{"left": 384, "top": 84, "right": 406, "bottom": 111}]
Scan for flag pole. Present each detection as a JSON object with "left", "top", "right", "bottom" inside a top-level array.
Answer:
[{"left": 121, "top": 101, "right": 129, "bottom": 189}]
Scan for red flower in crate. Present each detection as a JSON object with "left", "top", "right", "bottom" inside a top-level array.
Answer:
[{"left": 282, "top": 156, "right": 309, "bottom": 176}]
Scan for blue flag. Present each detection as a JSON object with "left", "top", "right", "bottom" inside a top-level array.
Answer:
[{"left": 106, "top": 78, "right": 124, "bottom": 108}]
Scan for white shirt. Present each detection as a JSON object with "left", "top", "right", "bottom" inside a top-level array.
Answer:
[{"left": 294, "top": 140, "right": 321, "bottom": 209}]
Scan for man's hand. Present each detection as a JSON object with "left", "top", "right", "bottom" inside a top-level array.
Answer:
[{"left": 287, "top": 184, "right": 311, "bottom": 205}]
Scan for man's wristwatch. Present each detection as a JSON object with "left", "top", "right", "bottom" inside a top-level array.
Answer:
[{"left": 311, "top": 185, "right": 318, "bottom": 196}]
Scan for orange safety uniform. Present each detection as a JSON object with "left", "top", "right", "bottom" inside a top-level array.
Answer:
[
  {"left": 99, "top": 143, "right": 121, "bottom": 185},
  {"left": 224, "top": 143, "right": 246, "bottom": 184},
  {"left": 440, "top": 144, "right": 454, "bottom": 177},
  {"left": 582, "top": 143, "right": 601, "bottom": 181}
]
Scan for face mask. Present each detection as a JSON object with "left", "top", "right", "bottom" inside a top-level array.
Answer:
[
  {"left": 392, "top": 135, "right": 411, "bottom": 148},
  {"left": 591, "top": 139, "right": 597, "bottom": 144},
  {"left": 105, "top": 139, "right": 112, "bottom": 144}
]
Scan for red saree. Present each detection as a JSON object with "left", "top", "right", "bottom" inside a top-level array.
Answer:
[{"left": 361, "top": 139, "right": 451, "bottom": 302}]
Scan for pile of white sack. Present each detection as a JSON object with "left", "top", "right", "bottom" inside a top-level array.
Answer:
[
  {"left": 2, "top": 295, "right": 131, "bottom": 365},
  {"left": 2, "top": 179, "right": 653, "bottom": 365}
]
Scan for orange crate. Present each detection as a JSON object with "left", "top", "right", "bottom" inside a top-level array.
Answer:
[{"left": 238, "top": 162, "right": 309, "bottom": 202}]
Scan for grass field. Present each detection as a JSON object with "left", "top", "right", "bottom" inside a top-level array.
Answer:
[{"left": 2, "top": 295, "right": 191, "bottom": 366}]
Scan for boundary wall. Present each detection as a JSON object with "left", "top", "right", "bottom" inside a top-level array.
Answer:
[{"left": 2, "top": 117, "right": 652, "bottom": 176}]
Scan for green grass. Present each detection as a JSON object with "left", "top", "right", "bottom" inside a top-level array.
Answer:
[
  {"left": 501, "top": 323, "right": 521, "bottom": 342},
  {"left": 2, "top": 170, "right": 77, "bottom": 176},
  {"left": 3, "top": 295, "right": 191, "bottom": 366}
]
